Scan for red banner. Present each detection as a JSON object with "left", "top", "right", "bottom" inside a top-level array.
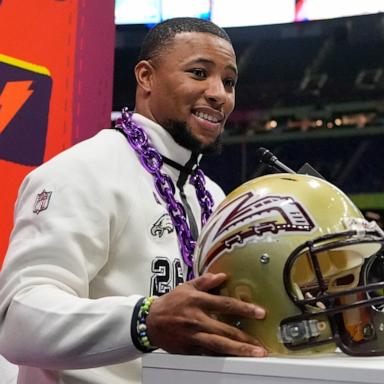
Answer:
[{"left": 0, "top": 0, "right": 115, "bottom": 265}]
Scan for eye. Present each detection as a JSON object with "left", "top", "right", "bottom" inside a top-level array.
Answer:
[
  {"left": 189, "top": 68, "right": 206, "bottom": 79},
  {"left": 224, "top": 77, "right": 236, "bottom": 88}
]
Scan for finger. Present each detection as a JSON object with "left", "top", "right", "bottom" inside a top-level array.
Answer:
[
  {"left": 192, "top": 332, "right": 268, "bottom": 357},
  {"left": 153, "top": 304, "right": 261, "bottom": 348},
  {"left": 192, "top": 292, "right": 266, "bottom": 319},
  {"left": 200, "top": 314, "right": 263, "bottom": 346},
  {"left": 189, "top": 272, "right": 227, "bottom": 292},
  {"left": 188, "top": 275, "right": 266, "bottom": 319}
]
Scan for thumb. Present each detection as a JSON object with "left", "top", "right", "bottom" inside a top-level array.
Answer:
[{"left": 189, "top": 272, "right": 227, "bottom": 292}]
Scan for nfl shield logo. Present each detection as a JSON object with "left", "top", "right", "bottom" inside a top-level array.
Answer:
[{"left": 33, "top": 190, "right": 52, "bottom": 214}]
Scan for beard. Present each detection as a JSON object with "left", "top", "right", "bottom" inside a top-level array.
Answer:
[{"left": 163, "top": 119, "right": 223, "bottom": 155}]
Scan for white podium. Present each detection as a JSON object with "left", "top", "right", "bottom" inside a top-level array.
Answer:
[{"left": 142, "top": 351, "right": 384, "bottom": 384}]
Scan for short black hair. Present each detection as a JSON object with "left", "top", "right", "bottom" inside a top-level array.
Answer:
[{"left": 138, "top": 17, "right": 232, "bottom": 62}]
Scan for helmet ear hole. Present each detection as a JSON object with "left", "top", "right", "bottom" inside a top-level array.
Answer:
[{"left": 233, "top": 284, "right": 253, "bottom": 303}]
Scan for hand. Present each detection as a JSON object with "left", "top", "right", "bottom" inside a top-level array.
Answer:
[{"left": 146, "top": 272, "right": 267, "bottom": 357}]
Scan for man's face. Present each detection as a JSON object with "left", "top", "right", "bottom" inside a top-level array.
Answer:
[{"left": 139, "top": 32, "right": 237, "bottom": 152}]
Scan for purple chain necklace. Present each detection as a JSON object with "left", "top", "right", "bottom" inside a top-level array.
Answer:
[{"left": 116, "top": 108, "right": 214, "bottom": 280}]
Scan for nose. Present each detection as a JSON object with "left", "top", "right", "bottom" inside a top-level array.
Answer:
[{"left": 204, "top": 77, "right": 227, "bottom": 106}]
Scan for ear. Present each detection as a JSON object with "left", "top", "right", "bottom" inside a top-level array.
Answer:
[{"left": 135, "top": 60, "right": 155, "bottom": 93}]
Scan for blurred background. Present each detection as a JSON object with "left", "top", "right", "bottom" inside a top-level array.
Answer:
[
  {"left": 113, "top": 0, "right": 384, "bottom": 227},
  {"left": 0, "top": 1, "right": 383, "bottom": 378}
]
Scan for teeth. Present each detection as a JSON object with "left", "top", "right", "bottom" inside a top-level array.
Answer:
[{"left": 194, "top": 111, "right": 219, "bottom": 123}]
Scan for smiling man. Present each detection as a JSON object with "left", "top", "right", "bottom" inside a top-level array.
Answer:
[
  {"left": 135, "top": 22, "right": 237, "bottom": 154},
  {"left": 0, "top": 18, "right": 266, "bottom": 384}
]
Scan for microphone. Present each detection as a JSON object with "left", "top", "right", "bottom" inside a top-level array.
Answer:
[{"left": 255, "top": 147, "right": 296, "bottom": 174}]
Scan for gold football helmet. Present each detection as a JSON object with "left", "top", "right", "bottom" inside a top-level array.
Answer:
[{"left": 194, "top": 174, "right": 384, "bottom": 356}]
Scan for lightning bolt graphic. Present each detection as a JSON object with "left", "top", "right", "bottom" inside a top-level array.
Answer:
[{"left": 0, "top": 80, "right": 34, "bottom": 134}]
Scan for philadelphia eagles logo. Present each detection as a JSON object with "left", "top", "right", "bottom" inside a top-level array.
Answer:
[{"left": 151, "top": 213, "right": 174, "bottom": 238}]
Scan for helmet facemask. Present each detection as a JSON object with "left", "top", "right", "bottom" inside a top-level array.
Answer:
[{"left": 281, "top": 226, "right": 384, "bottom": 355}]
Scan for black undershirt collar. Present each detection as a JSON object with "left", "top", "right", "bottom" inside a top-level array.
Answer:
[{"left": 161, "top": 154, "right": 198, "bottom": 176}]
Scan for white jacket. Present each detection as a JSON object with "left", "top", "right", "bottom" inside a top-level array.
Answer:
[{"left": 0, "top": 113, "right": 225, "bottom": 383}]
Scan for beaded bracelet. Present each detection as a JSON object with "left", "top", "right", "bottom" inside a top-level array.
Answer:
[{"left": 136, "top": 296, "right": 157, "bottom": 352}]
